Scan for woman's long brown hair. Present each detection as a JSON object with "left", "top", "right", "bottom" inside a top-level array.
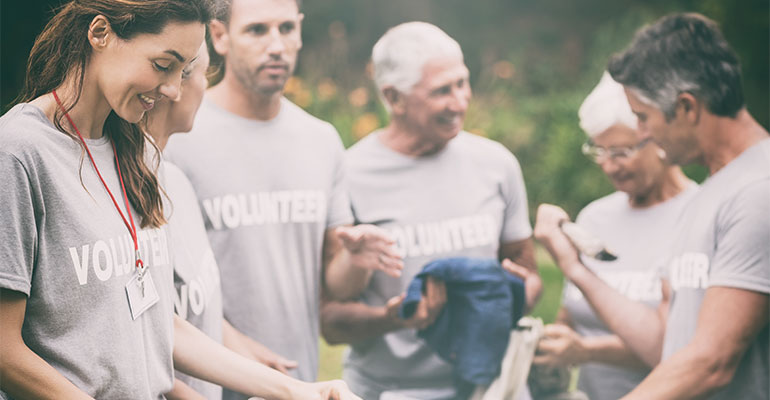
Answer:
[{"left": 16, "top": 0, "right": 212, "bottom": 228}]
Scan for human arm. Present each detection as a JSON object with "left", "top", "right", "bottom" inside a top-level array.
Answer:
[
  {"left": 321, "top": 277, "right": 446, "bottom": 345},
  {"left": 0, "top": 289, "right": 94, "bottom": 400},
  {"left": 164, "top": 379, "right": 207, "bottom": 400},
  {"left": 173, "top": 315, "right": 361, "bottom": 399},
  {"left": 622, "top": 287, "right": 768, "bottom": 399},
  {"left": 533, "top": 319, "right": 649, "bottom": 370},
  {"left": 499, "top": 238, "right": 541, "bottom": 312},
  {"left": 534, "top": 204, "right": 666, "bottom": 366},
  {"left": 221, "top": 318, "right": 298, "bottom": 374},
  {"left": 322, "top": 224, "right": 404, "bottom": 301}
]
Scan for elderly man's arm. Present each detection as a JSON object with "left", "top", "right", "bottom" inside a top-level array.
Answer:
[
  {"left": 498, "top": 237, "right": 542, "bottom": 312},
  {"left": 321, "top": 277, "right": 446, "bottom": 345},
  {"left": 622, "top": 287, "right": 768, "bottom": 399},
  {"left": 323, "top": 225, "right": 403, "bottom": 301}
]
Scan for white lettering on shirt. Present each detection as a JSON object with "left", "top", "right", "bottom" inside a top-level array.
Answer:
[
  {"left": 388, "top": 214, "right": 497, "bottom": 259},
  {"left": 201, "top": 190, "right": 327, "bottom": 230},
  {"left": 174, "top": 250, "right": 221, "bottom": 319},
  {"left": 669, "top": 252, "right": 710, "bottom": 291},
  {"left": 68, "top": 227, "right": 170, "bottom": 286}
]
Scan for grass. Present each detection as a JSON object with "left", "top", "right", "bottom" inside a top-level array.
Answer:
[{"left": 317, "top": 248, "right": 566, "bottom": 380}]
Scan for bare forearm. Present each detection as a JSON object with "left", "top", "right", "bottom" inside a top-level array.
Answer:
[
  {"left": 567, "top": 264, "right": 663, "bottom": 366},
  {"left": 582, "top": 335, "right": 650, "bottom": 370},
  {"left": 0, "top": 346, "right": 93, "bottom": 400},
  {"left": 623, "top": 343, "right": 730, "bottom": 399},
  {"left": 165, "top": 378, "right": 206, "bottom": 400},
  {"left": 173, "top": 316, "right": 295, "bottom": 399},
  {"left": 624, "top": 288, "right": 769, "bottom": 399},
  {"left": 324, "top": 250, "right": 373, "bottom": 301},
  {"left": 0, "top": 290, "right": 92, "bottom": 400},
  {"left": 221, "top": 319, "right": 254, "bottom": 359},
  {"left": 321, "top": 300, "right": 401, "bottom": 345}
]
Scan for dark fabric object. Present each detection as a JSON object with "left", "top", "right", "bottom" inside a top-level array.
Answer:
[{"left": 399, "top": 257, "right": 526, "bottom": 397}]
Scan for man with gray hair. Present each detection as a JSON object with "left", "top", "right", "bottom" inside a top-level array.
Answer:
[
  {"left": 321, "top": 21, "right": 541, "bottom": 399},
  {"left": 536, "top": 13, "right": 768, "bottom": 399}
]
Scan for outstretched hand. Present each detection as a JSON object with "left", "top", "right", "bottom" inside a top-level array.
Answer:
[
  {"left": 295, "top": 380, "right": 362, "bottom": 400},
  {"left": 247, "top": 340, "right": 297, "bottom": 375},
  {"left": 501, "top": 258, "right": 541, "bottom": 313},
  {"left": 337, "top": 225, "right": 404, "bottom": 278}
]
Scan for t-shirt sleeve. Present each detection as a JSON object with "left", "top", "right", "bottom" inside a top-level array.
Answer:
[
  {"left": 0, "top": 152, "right": 37, "bottom": 295},
  {"left": 708, "top": 180, "right": 770, "bottom": 294},
  {"left": 500, "top": 150, "right": 533, "bottom": 243},
  {"left": 325, "top": 127, "right": 354, "bottom": 229}
]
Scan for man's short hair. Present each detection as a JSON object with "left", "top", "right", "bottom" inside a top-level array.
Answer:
[
  {"left": 214, "top": 0, "right": 302, "bottom": 24},
  {"left": 372, "top": 22, "right": 464, "bottom": 96},
  {"left": 608, "top": 13, "right": 744, "bottom": 120}
]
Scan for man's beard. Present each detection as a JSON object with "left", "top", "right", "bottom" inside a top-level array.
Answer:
[{"left": 232, "top": 59, "right": 289, "bottom": 97}]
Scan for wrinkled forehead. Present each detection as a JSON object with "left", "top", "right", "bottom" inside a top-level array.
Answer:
[{"left": 416, "top": 56, "right": 469, "bottom": 89}]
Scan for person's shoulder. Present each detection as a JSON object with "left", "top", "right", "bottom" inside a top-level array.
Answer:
[
  {"left": 577, "top": 191, "right": 627, "bottom": 221},
  {"left": 161, "top": 161, "right": 187, "bottom": 184},
  {"left": 0, "top": 103, "right": 68, "bottom": 158},
  {"left": 345, "top": 131, "right": 384, "bottom": 161},
  {"left": 699, "top": 138, "right": 770, "bottom": 204},
  {"left": 454, "top": 131, "right": 520, "bottom": 167},
  {"left": 281, "top": 97, "right": 338, "bottom": 134}
]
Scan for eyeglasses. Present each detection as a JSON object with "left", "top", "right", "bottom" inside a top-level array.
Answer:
[{"left": 581, "top": 137, "right": 651, "bottom": 163}]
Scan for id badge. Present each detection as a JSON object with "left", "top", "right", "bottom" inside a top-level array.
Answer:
[{"left": 125, "top": 271, "right": 160, "bottom": 320}]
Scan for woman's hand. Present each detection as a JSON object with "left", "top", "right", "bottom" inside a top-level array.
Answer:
[{"left": 532, "top": 323, "right": 588, "bottom": 367}]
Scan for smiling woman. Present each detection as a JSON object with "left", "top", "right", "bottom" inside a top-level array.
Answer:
[{"left": 0, "top": 0, "right": 211, "bottom": 398}]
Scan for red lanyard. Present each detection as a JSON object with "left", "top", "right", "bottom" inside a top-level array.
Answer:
[{"left": 52, "top": 90, "right": 144, "bottom": 271}]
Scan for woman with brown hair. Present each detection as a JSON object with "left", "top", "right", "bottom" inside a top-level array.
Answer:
[{"left": 0, "top": 1, "right": 359, "bottom": 399}]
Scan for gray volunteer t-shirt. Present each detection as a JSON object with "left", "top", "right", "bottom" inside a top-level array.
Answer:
[
  {"left": 661, "top": 138, "right": 770, "bottom": 399},
  {"left": 563, "top": 183, "right": 697, "bottom": 400},
  {"left": 164, "top": 97, "right": 353, "bottom": 392},
  {"left": 343, "top": 131, "right": 533, "bottom": 399},
  {"left": 163, "top": 161, "right": 224, "bottom": 399},
  {"left": 0, "top": 104, "right": 174, "bottom": 399}
]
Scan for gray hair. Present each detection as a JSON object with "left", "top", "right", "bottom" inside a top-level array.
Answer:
[
  {"left": 578, "top": 72, "right": 638, "bottom": 137},
  {"left": 372, "top": 22, "right": 464, "bottom": 97},
  {"left": 608, "top": 13, "right": 743, "bottom": 120}
]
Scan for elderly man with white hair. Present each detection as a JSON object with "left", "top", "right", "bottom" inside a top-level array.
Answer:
[
  {"left": 321, "top": 21, "right": 540, "bottom": 399},
  {"left": 529, "top": 72, "right": 697, "bottom": 400}
]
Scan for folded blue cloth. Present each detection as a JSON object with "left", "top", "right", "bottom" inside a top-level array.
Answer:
[{"left": 399, "top": 257, "right": 526, "bottom": 395}]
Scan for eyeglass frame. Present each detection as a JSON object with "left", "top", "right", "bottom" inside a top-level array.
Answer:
[{"left": 581, "top": 137, "right": 652, "bottom": 163}]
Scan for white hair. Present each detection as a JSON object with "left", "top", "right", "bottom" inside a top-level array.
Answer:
[
  {"left": 372, "top": 21, "right": 464, "bottom": 97},
  {"left": 578, "top": 71, "right": 638, "bottom": 137}
]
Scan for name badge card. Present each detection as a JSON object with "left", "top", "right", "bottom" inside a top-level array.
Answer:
[{"left": 125, "top": 272, "right": 160, "bottom": 320}]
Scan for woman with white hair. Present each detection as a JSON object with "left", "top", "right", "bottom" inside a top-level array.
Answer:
[{"left": 530, "top": 72, "right": 698, "bottom": 400}]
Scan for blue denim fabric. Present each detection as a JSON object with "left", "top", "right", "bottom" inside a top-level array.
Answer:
[{"left": 399, "top": 257, "right": 526, "bottom": 397}]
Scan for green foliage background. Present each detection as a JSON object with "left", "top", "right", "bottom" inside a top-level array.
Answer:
[
  {"left": 1, "top": 0, "right": 767, "bottom": 383},
  {"left": 287, "top": 0, "right": 767, "bottom": 220},
  {"left": 288, "top": 0, "right": 769, "bottom": 379}
]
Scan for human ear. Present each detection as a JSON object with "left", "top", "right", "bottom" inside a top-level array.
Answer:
[
  {"left": 88, "top": 15, "right": 112, "bottom": 50},
  {"left": 676, "top": 92, "right": 701, "bottom": 125},
  {"left": 208, "top": 20, "right": 230, "bottom": 57},
  {"left": 383, "top": 87, "right": 405, "bottom": 115}
]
